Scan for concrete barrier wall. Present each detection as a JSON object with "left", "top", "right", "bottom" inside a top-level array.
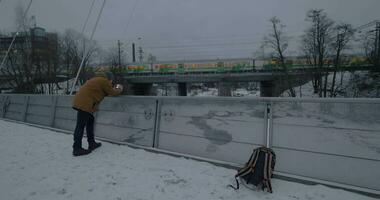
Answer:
[
  {"left": 94, "top": 97, "right": 157, "bottom": 147},
  {"left": 3, "top": 95, "right": 25, "bottom": 121},
  {"left": 0, "top": 94, "right": 379, "bottom": 192},
  {"left": 26, "top": 96, "right": 56, "bottom": 127},
  {"left": 54, "top": 95, "right": 76, "bottom": 131},
  {"left": 271, "top": 101, "right": 380, "bottom": 191},
  {"left": 156, "top": 98, "right": 266, "bottom": 164}
]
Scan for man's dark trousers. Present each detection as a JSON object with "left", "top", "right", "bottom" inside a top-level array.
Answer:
[{"left": 73, "top": 109, "right": 95, "bottom": 150}]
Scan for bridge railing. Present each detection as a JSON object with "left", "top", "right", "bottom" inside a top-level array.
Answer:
[{"left": 0, "top": 94, "right": 379, "bottom": 194}]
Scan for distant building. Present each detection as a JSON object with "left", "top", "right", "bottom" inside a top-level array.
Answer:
[
  {"left": 0, "top": 27, "right": 58, "bottom": 67},
  {"left": 0, "top": 27, "right": 59, "bottom": 91}
]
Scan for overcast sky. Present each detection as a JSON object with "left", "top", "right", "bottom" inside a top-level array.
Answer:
[{"left": 0, "top": 0, "right": 379, "bottom": 61}]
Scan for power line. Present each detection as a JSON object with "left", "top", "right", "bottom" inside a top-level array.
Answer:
[
  {"left": 151, "top": 54, "right": 256, "bottom": 60},
  {"left": 156, "top": 54, "right": 253, "bottom": 61},
  {"left": 65, "top": 0, "right": 96, "bottom": 74},
  {"left": 151, "top": 49, "right": 256, "bottom": 56},
  {"left": 70, "top": 0, "right": 107, "bottom": 95},
  {"left": 122, "top": 0, "right": 139, "bottom": 36},
  {"left": 64, "top": 0, "right": 96, "bottom": 93},
  {"left": 144, "top": 41, "right": 260, "bottom": 49},
  {"left": 97, "top": 38, "right": 260, "bottom": 50},
  {"left": 146, "top": 48, "right": 256, "bottom": 54},
  {"left": 129, "top": 35, "right": 265, "bottom": 44},
  {"left": 80, "top": 0, "right": 96, "bottom": 35},
  {"left": 0, "top": 0, "right": 33, "bottom": 69},
  {"left": 355, "top": 20, "right": 379, "bottom": 32},
  {"left": 96, "top": 31, "right": 303, "bottom": 50},
  {"left": 146, "top": 45, "right": 257, "bottom": 52},
  {"left": 122, "top": 29, "right": 304, "bottom": 46},
  {"left": 108, "top": 33, "right": 303, "bottom": 51}
]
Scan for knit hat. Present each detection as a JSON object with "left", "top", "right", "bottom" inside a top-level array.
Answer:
[
  {"left": 94, "top": 70, "right": 114, "bottom": 81},
  {"left": 105, "top": 71, "right": 115, "bottom": 81}
]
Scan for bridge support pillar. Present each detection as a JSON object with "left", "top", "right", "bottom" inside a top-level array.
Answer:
[
  {"left": 260, "top": 81, "right": 280, "bottom": 97},
  {"left": 127, "top": 83, "right": 153, "bottom": 96},
  {"left": 218, "top": 82, "right": 232, "bottom": 96},
  {"left": 178, "top": 83, "right": 187, "bottom": 96}
]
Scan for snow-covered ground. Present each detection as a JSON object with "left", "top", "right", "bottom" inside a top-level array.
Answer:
[{"left": 0, "top": 119, "right": 376, "bottom": 200}]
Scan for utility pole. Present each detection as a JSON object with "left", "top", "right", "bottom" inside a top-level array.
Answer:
[
  {"left": 138, "top": 46, "right": 144, "bottom": 63},
  {"left": 117, "top": 40, "right": 122, "bottom": 69},
  {"left": 137, "top": 37, "right": 143, "bottom": 63},
  {"left": 376, "top": 22, "right": 380, "bottom": 68},
  {"left": 355, "top": 20, "right": 380, "bottom": 68},
  {"left": 132, "top": 43, "right": 136, "bottom": 63}
]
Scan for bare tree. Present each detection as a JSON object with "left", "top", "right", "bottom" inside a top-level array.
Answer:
[
  {"left": 330, "top": 23, "right": 354, "bottom": 97},
  {"left": 302, "top": 9, "right": 334, "bottom": 97},
  {"left": 147, "top": 53, "right": 157, "bottom": 64},
  {"left": 58, "top": 29, "right": 98, "bottom": 92},
  {"left": 33, "top": 32, "right": 61, "bottom": 94},
  {"left": 15, "top": 3, "right": 32, "bottom": 32},
  {"left": 102, "top": 46, "right": 121, "bottom": 72},
  {"left": 147, "top": 53, "right": 157, "bottom": 73},
  {"left": 97, "top": 46, "right": 124, "bottom": 86},
  {"left": 0, "top": 4, "right": 63, "bottom": 94},
  {"left": 362, "top": 30, "right": 378, "bottom": 67},
  {"left": 0, "top": 5, "right": 36, "bottom": 93},
  {"left": 263, "top": 17, "right": 296, "bottom": 97}
]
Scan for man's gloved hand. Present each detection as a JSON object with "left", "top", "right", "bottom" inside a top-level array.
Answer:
[{"left": 115, "top": 84, "right": 124, "bottom": 91}]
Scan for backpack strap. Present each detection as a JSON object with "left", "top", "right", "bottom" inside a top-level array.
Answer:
[
  {"left": 270, "top": 151, "right": 276, "bottom": 178},
  {"left": 229, "top": 176, "right": 240, "bottom": 190},
  {"left": 262, "top": 151, "right": 269, "bottom": 191},
  {"left": 228, "top": 148, "right": 261, "bottom": 190},
  {"left": 229, "top": 147, "right": 276, "bottom": 193},
  {"left": 267, "top": 153, "right": 274, "bottom": 193},
  {"left": 236, "top": 148, "right": 260, "bottom": 178},
  {"left": 262, "top": 151, "right": 274, "bottom": 193}
]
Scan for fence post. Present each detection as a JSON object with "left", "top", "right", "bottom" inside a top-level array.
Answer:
[
  {"left": 265, "top": 102, "right": 273, "bottom": 148},
  {"left": 264, "top": 102, "right": 269, "bottom": 146},
  {"left": 50, "top": 96, "right": 58, "bottom": 127},
  {"left": 22, "top": 96, "right": 30, "bottom": 122},
  {"left": 0, "top": 96, "right": 4, "bottom": 118},
  {"left": 152, "top": 99, "right": 162, "bottom": 148}
]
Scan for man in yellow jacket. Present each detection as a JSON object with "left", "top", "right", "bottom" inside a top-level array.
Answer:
[{"left": 72, "top": 71, "right": 123, "bottom": 156}]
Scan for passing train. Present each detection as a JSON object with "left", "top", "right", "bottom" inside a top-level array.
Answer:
[
  {"left": 125, "top": 58, "right": 255, "bottom": 74},
  {"left": 116, "top": 56, "right": 370, "bottom": 75}
]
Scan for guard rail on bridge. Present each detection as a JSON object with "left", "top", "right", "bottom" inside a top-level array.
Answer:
[
  {"left": 0, "top": 94, "right": 379, "bottom": 195},
  {"left": 123, "top": 65, "right": 376, "bottom": 84}
]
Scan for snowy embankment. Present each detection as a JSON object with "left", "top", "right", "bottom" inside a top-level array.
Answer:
[{"left": 0, "top": 120, "right": 376, "bottom": 200}]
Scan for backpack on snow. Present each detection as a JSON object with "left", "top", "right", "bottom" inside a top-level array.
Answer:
[{"left": 229, "top": 146, "right": 276, "bottom": 193}]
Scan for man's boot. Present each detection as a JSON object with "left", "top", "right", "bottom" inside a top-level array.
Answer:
[
  {"left": 89, "top": 142, "right": 102, "bottom": 151},
  {"left": 73, "top": 147, "right": 91, "bottom": 156}
]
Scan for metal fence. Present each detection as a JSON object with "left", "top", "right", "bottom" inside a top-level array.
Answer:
[{"left": 0, "top": 94, "right": 379, "bottom": 194}]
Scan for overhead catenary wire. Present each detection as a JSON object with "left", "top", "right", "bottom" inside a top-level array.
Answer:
[
  {"left": 144, "top": 41, "right": 260, "bottom": 49},
  {"left": 70, "top": 0, "right": 107, "bottom": 95},
  {"left": 65, "top": 0, "right": 96, "bottom": 91},
  {"left": 146, "top": 54, "right": 253, "bottom": 62},
  {"left": 355, "top": 20, "right": 379, "bottom": 32},
  {"left": 119, "top": 32, "right": 303, "bottom": 52},
  {"left": 145, "top": 44, "right": 258, "bottom": 54},
  {"left": 155, "top": 52, "right": 254, "bottom": 59},
  {"left": 97, "top": 37, "right": 262, "bottom": 49},
  {"left": 80, "top": 0, "right": 96, "bottom": 35},
  {"left": 122, "top": 0, "right": 139, "bottom": 36},
  {"left": 0, "top": 0, "right": 33, "bottom": 69},
  {"left": 121, "top": 28, "right": 304, "bottom": 46}
]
